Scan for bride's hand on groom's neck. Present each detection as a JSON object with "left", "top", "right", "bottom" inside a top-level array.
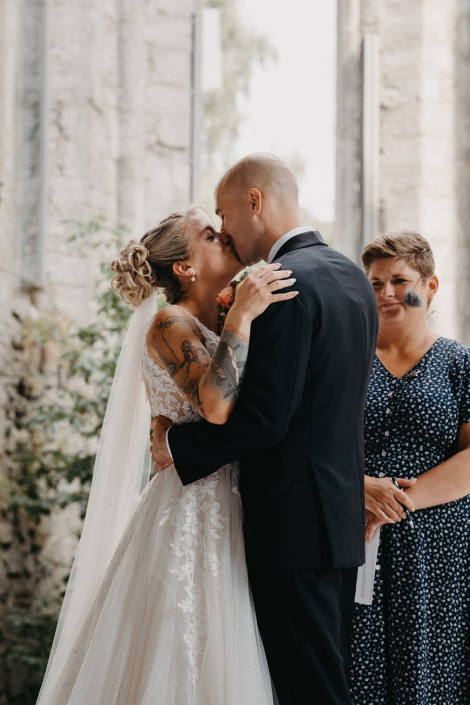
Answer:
[{"left": 228, "top": 263, "right": 298, "bottom": 330}]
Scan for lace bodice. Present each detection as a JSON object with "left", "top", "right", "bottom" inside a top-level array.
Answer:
[{"left": 141, "top": 309, "right": 220, "bottom": 424}]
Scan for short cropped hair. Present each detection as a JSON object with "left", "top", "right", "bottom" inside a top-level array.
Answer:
[{"left": 362, "top": 230, "right": 435, "bottom": 279}]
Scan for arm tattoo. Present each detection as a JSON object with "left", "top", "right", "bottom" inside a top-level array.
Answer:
[
  {"left": 208, "top": 326, "right": 249, "bottom": 400},
  {"left": 180, "top": 340, "right": 209, "bottom": 378},
  {"left": 155, "top": 351, "right": 177, "bottom": 379},
  {"left": 151, "top": 312, "right": 248, "bottom": 417},
  {"left": 179, "top": 375, "right": 207, "bottom": 420},
  {"left": 154, "top": 315, "right": 199, "bottom": 365}
]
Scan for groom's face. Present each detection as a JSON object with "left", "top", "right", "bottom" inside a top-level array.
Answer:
[{"left": 215, "top": 187, "right": 262, "bottom": 267}]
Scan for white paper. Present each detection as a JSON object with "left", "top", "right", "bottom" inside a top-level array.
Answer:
[{"left": 355, "top": 527, "right": 381, "bottom": 605}]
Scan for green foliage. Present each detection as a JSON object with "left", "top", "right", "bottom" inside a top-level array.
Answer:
[
  {"left": 21, "top": 316, "right": 62, "bottom": 348},
  {"left": 9, "top": 220, "right": 132, "bottom": 524},
  {"left": 4, "top": 610, "right": 58, "bottom": 705},
  {"left": 2, "top": 220, "right": 133, "bottom": 704}
]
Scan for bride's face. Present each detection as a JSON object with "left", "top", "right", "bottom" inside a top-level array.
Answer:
[{"left": 187, "top": 214, "right": 243, "bottom": 286}]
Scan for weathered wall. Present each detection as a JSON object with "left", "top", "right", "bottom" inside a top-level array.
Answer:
[
  {"left": 455, "top": 0, "right": 470, "bottom": 340},
  {"left": 336, "top": 0, "right": 470, "bottom": 342},
  {"left": 0, "top": 0, "right": 194, "bottom": 699}
]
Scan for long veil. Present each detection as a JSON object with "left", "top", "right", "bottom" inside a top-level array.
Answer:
[{"left": 37, "top": 294, "right": 156, "bottom": 703}]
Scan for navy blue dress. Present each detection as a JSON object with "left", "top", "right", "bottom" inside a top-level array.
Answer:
[{"left": 350, "top": 337, "right": 470, "bottom": 705}]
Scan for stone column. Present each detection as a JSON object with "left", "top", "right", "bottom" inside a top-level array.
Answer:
[
  {"left": 17, "top": 0, "right": 50, "bottom": 286},
  {"left": 361, "top": 33, "right": 381, "bottom": 249},
  {"left": 0, "top": 0, "right": 22, "bottom": 313},
  {"left": 118, "top": 0, "right": 145, "bottom": 235},
  {"left": 143, "top": 0, "right": 193, "bottom": 226},
  {"left": 335, "top": 0, "right": 362, "bottom": 261},
  {"left": 336, "top": 0, "right": 470, "bottom": 340},
  {"left": 455, "top": 0, "right": 470, "bottom": 343},
  {"left": 418, "top": 0, "right": 458, "bottom": 338}
]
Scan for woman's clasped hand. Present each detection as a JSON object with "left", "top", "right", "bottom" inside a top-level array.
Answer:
[{"left": 364, "top": 475, "right": 416, "bottom": 542}]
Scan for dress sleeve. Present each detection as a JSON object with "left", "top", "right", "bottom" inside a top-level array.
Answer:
[{"left": 459, "top": 347, "right": 470, "bottom": 427}]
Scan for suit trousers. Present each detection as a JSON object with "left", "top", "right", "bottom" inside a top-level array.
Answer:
[{"left": 248, "top": 566, "right": 358, "bottom": 705}]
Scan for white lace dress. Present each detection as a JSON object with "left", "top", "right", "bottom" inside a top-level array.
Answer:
[{"left": 46, "top": 313, "right": 274, "bottom": 705}]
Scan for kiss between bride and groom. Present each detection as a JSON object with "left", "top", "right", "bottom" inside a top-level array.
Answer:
[{"left": 37, "top": 154, "right": 378, "bottom": 705}]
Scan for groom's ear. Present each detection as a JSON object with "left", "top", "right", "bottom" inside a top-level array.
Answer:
[{"left": 247, "top": 188, "right": 262, "bottom": 215}]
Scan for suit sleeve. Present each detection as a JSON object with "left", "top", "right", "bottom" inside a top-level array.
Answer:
[{"left": 169, "top": 295, "right": 312, "bottom": 485}]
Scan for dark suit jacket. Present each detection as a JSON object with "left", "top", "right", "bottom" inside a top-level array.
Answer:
[{"left": 169, "top": 231, "right": 379, "bottom": 570}]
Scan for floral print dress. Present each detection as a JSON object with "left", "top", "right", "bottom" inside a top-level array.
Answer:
[{"left": 351, "top": 337, "right": 470, "bottom": 705}]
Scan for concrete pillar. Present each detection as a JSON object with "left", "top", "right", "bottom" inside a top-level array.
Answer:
[
  {"left": 418, "top": 0, "right": 458, "bottom": 338},
  {"left": 361, "top": 33, "right": 381, "bottom": 249},
  {"left": 335, "top": 0, "right": 362, "bottom": 261},
  {"left": 118, "top": 0, "right": 145, "bottom": 234},
  {"left": 453, "top": 0, "right": 470, "bottom": 343},
  {"left": 0, "top": 0, "right": 22, "bottom": 315},
  {"left": 336, "top": 0, "right": 470, "bottom": 341}
]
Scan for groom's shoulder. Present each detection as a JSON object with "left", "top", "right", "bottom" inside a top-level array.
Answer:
[
  {"left": 278, "top": 244, "right": 375, "bottom": 308},
  {"left": 278, "top": 242, "right": 367, "bottom": 281}
]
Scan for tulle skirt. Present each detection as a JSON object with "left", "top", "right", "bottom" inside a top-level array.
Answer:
[{"left": 42, "top": 464, "right": 274, "bottom": 705}]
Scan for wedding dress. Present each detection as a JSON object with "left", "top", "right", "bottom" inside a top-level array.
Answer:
[{"left": 39, "top": 307, "right": 274, "bottom": 705}]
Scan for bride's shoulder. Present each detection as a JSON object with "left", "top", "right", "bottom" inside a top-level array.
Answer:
[
  {"left": 151, "top": 305, "right": 197, "bottom": 330},
  {"left": 145, "top": 305, "right": 209, "bottom": 376},
  {"left": 146, "top": 305, "right": 203, "bottom": 348}
]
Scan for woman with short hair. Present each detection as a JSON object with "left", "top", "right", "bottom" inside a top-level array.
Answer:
[{"left": 350, "top": 230, "right": 470, "bottom": 704}]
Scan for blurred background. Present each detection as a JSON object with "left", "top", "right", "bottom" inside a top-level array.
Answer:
[{"left": 0, "top": 0, "right": 469, "bottom": 701}]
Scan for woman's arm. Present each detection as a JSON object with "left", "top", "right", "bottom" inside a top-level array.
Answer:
[
  {"left": 366, "top": 422, "right": 470, "bottom": 541},
  {"left": 404, "top": 422, "right": 470, "bottom": 510},
  {"left": 147, "top": 265, "right": 297, "bottom": 424}
]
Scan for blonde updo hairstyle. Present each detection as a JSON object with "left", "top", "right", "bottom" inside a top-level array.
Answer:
[{"left": 111, "top": 205, "right": 206, "bottom": 309}]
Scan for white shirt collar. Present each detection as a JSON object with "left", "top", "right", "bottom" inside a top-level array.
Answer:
[{"left": 267, "top": 226, "right": 315, "bottom": 264}]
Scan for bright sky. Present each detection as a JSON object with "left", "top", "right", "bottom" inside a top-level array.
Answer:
[{"left": 234, "top": 0, "right": 337, "bottom": 223}]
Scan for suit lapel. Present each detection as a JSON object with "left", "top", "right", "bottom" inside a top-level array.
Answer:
[{"left": 274, "top": 230, "right": 327, "bottom": 260}]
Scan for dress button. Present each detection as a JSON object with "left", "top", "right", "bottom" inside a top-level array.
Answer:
[
  {"left": 385, "top": 431, "right": 390, "bottom": 437},
  {"left": 381, "top": 450, "right": 387, "bottom": 457}
]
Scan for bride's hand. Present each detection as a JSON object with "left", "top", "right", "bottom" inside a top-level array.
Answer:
[
  {"left": 228, "top": 263, "right": 298, "bottom": 325},
  {"left": 150, "top": 416, "right": 175, "bottom": 472}
]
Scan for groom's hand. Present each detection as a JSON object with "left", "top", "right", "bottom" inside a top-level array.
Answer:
[
  {"left": 150, "top": 416, "right": 175, "bottom": 472},
  {"left": 364, "top": 475, "right": 416, "bottom": 523},
  {"left": 365, "top": 510, "right": 383, "bottom": 543}
]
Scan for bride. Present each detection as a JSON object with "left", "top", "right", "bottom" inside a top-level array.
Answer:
[{"left": 36, "top": 204, "right": 297, "bottom": 705}]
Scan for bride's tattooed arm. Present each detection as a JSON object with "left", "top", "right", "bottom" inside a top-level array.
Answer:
[
  {"left": 146, "top": 308, "right": 249, "bottom": 424},
  {"left": 204, "top": 324, "right": 248, "bottom": 400}
]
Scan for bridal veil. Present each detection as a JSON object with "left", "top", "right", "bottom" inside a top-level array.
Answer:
[{"left": 36, "top": 294, "right": 156, "bottom": 703}]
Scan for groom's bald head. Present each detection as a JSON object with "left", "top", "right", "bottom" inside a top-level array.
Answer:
[
  {"left": 214, "top": 153, "right": 303, "bottom": 267},
  {"left": 215, "top": 152, "right": 299, "bottom": 204}
]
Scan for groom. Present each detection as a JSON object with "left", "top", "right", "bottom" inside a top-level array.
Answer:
[{"left": 151, "top": 153, "right": 378, "bottom": 704}]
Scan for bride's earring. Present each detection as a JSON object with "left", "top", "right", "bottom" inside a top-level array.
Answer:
[{"left": 191, "top": 274, "right": 196, "bottom": 282}]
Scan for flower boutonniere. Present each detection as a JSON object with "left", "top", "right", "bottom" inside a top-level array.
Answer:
[{"left": 216, "top": 270, "right": 250, "bottom": 329}]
